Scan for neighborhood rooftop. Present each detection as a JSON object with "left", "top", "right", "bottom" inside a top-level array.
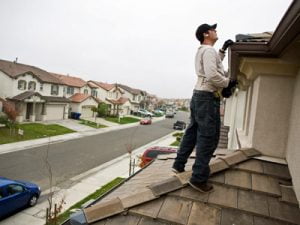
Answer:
[{"left": 70, "top": 149, "right": 300, "bottom": 225}]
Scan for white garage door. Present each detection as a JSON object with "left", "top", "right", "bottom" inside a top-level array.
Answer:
[
  {"left": 81, "top": 106, "right": 94, "bottom": 118},
  {"left": 47, "top": 104, "right": 65, "bottom": 120}
]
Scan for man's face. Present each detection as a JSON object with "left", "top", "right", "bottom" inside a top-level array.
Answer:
[{"left": 206, "top": 29, "right": 218, "bottom": 43}]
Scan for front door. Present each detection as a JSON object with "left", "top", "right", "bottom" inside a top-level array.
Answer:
[{"left": 26, "top": 103, "right": 33, "bottom": 120}]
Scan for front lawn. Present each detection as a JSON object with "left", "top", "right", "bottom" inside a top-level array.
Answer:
[
  {"left": 105, "top": 116, "right": 140, "bottom": 124},
  {"left": 0, "top": 123, "right": 75, "bottom": 144},
  {"left": 79, "top": 119, "right": 107, "bottom": 129}
]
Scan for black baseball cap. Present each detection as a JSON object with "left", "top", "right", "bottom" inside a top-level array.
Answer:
[{"left": 195, "top": 23, "right": 217, "bottom": 43}]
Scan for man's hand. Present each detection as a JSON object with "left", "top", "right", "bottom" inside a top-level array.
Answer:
[
  {"left": 221, "top": 39, "right": 234, "bottom": 51},
  {"left": 222, "top": 79, "right": 238, "bottom": 98}
]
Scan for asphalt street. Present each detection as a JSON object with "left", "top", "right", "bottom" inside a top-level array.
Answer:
[{"left": 0, "top": 112, "right": 189, "bottom": 190}]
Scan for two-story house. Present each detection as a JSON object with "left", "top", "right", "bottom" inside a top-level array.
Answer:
[
  {"left": 117, "top": 84, "right": 144, "bottom": 113},
  {"left": 0, "top": 59, "right": 70, "bottom": 122},
  {"left": 52, "top": 73, "right": 100, "bottom": 118},
  {"left": 89, "top": 81, "right": 131, "bottom": 116}
]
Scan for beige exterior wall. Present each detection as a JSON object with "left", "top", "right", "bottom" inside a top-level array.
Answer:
[
  {"left": 286, "top": 69, "right": 300, "bottom": 204},
  {"left": 70, "top": 97, "right": 98, "bottom": 116},
  {"left": 251, "top": 75, "right": 294, "bottom": 158},
  {"left": 0, "top": 71, "right": 13, "bottom": 98},
  {"left": 97, "top": 87, "right": 108, "bottom": 101}
]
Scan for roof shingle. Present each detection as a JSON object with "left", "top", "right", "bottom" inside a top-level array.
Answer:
[
  {"left": 51, "top": 73, "right": 86, "bottom": 87},
  {"left": 0, "top": 59, "right": 62, "bottom": 84}
]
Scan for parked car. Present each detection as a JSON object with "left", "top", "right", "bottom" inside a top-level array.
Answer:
[
  {"left": 139, "top": 146, "right": 177, "bottom": 168},
  {"left": 0, "top": 177, "right": 41, "bottom": 219},
  {"left": 153, "top": 109, "right": 164, "bottom": 117},
  {"left": 137, "top": 109, "right": 154, "bottom": 117},
  {"left": 165, "top": 110, "right": 174, "bottom": 118},
  {"left": 140, "top": 117, "right": 152, "bottom": 125},
  {"left": 173, "top": 120, "right": 186, "bottom": 130}
]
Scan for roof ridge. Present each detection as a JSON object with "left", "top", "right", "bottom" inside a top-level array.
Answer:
[{"left": 71, "top": 148, "right": 261, "bottom": 224}]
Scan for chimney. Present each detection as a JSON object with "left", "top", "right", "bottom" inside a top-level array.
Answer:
[{"left": 13, "top": 57, "right": 18, "bottom": 63}]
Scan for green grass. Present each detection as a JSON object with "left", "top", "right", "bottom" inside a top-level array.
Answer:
[
  {"left": 105, "top": 116, "right": 140, "bottom": 124},
  {"left": 0, "top": 123, "right": 75, "bottom": 144},
  {"left": 79, "top": 119, "right": 107, "bottom": 129},
  {"left": 172, "top": 132, "right": 184, "bottom": 137},
  {"left": 50, "top": 177, "right": 125, "bottom": 225},
  {"left": 170, "top": 140, "right": 180, "bottom": 146}
]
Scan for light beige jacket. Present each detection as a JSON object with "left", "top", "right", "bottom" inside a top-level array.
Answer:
[{"left": 194, "top": 45, "right": 229, "bottom": 92}]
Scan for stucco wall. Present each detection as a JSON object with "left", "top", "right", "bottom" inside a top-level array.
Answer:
[
  {"left": 97, "top": 87, "right": 108, "bottom": 101},
  {"left": 70, "top": 97, "right": 98, "bottom": 113},
  {"left": 252, "top": 75, "right": 294, "bottom": 158},
  {"left": 286, "top": 69, "right": 300, "bottom": 204},
  {"left": 12, "top": 74, "right": 40, "bottom": 97},
  {"left": 0, "top": 71, "right": 14, "bottom": 98}
]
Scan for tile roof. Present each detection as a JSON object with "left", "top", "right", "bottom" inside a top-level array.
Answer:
[
  {"left": 87, "top": 81, "right": 99, "bottom": 88},
  {"left": 0, "top": 59, "right": 62, "bottom": 84},
  {"left": 70, "top": 148, "right": 300, "bottom": 225},
  {"left": 51, "top": 73, "right": 86, "bottom": 87},
  {"left": 117, "top": 84, "right": 142, "bottom": 95},
  {"left": 69, "top": 93, "right": 91, "bottom": 103},
  {"left": 235, "top": 32, "right": 273, "bottom": 43},
  {"left": 41, "top": 96, "right": 71, "bottom": 103},
  {"left": 8, "top": 91, "right": 42, "bottom": 101},
  {"left": 105, "top": 97, "right": 129, "bottom": 105},
  {"left": 90, "top": 81, "right": 115, "bottom": 91},
  {"left": 7, "top": 91, "right": 71, "bottom": 103}
]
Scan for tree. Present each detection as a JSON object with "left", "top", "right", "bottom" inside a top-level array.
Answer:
[
  {"left": 97, "top": 103, "right": 108, "bottom": 117},
  {"left": 2, "top": 101, "right": 19, "bottom": 135}
]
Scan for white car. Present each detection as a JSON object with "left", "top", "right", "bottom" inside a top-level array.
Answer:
[
  {"left": 137, "top": 109, "right": 154, "bottom": 117},
  {"left": 165, "top": 110, "right": 174, "bottom": 118}
]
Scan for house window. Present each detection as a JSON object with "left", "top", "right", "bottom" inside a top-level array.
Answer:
[
  {"left": 51, "top": 85, "right": 59, "bottom": 95},
  {"left": 18, "top": 80, "right": 27, "bottom": 90},
  {"left": 91, "top": 89, "right": 97, "bottom": 97},
  {"left": 40, "top": 83, "right": 43, "bottom": 91},
  {"left": 138, "top": 96, "right": 141, "bottom": 101},
  {"left": 28, "top": 81, "right": 36, "bottom": 91},
  {"left": 84, "top": 89, "right": 88, "bottom": 95},
  {"left": 116, "top": 92, "right": 118, "bottom": 99},
  {"left": 133, "top": 95, "right": 136, "bottom": 101},
  {"left": 67, "top": 87, "right": 74, "bottom": 94}
]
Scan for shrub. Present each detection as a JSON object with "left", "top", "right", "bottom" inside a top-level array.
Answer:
[
  {"left": 0, "top": 115, "right": 8, "bottom": 126},
  {"left": 97, "top": 103, "right": 109, "bottom": 117}
]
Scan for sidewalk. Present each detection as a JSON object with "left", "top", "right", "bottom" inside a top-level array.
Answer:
[
  {"left": 0, "top": 116, "right": 165, "bottom": 155},
  {"left": 0, "top": 131, "right": 177, "bottom": 225}
]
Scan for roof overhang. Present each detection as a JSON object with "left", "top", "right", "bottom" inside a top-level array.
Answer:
[{"left": 229, "top": 0, "right": 300, "bottom": 80}]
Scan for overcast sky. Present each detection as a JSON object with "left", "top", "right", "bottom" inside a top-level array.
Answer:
[{"left": 0, "top": 0, "right": 292, "bottom": 98}]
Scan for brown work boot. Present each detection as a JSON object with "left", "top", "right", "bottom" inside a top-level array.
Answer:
[{"left": 188, "top": 181, "right": 214, "bottom": 193}]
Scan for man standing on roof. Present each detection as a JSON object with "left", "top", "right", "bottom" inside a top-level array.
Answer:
[{"left": 172, "top": 23, "right": 236, "bottom": 192}]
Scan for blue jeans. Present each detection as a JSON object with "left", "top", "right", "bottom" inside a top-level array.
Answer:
[{"left": 173, "top": 90, "right": 220, "bottom": 183}]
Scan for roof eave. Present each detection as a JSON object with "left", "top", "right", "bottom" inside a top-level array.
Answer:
[{"left": 229, "top": 0, "right": 300, "bottom": 79}]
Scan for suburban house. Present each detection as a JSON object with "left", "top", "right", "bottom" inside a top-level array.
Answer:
[
  {"left": 87, "top": 81, "right": 130, "bottom": 116},
  {"left": 52, "top": 73, "right": 100, "bottom": 118},
  {"left": 69, "top": 93, "right": 100, "bottom": 118},
  {"left": 0, "top": 59, "right": 153, "bottom": 121},
  {"left": 0, "top": 59, "right": 70, "bottom": 122},
  {"left": 117, "top": 84, "right": 145, "bottom": 113},
  {"left": 69, "top": 1, "right": 300, "bottom": 224}
]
